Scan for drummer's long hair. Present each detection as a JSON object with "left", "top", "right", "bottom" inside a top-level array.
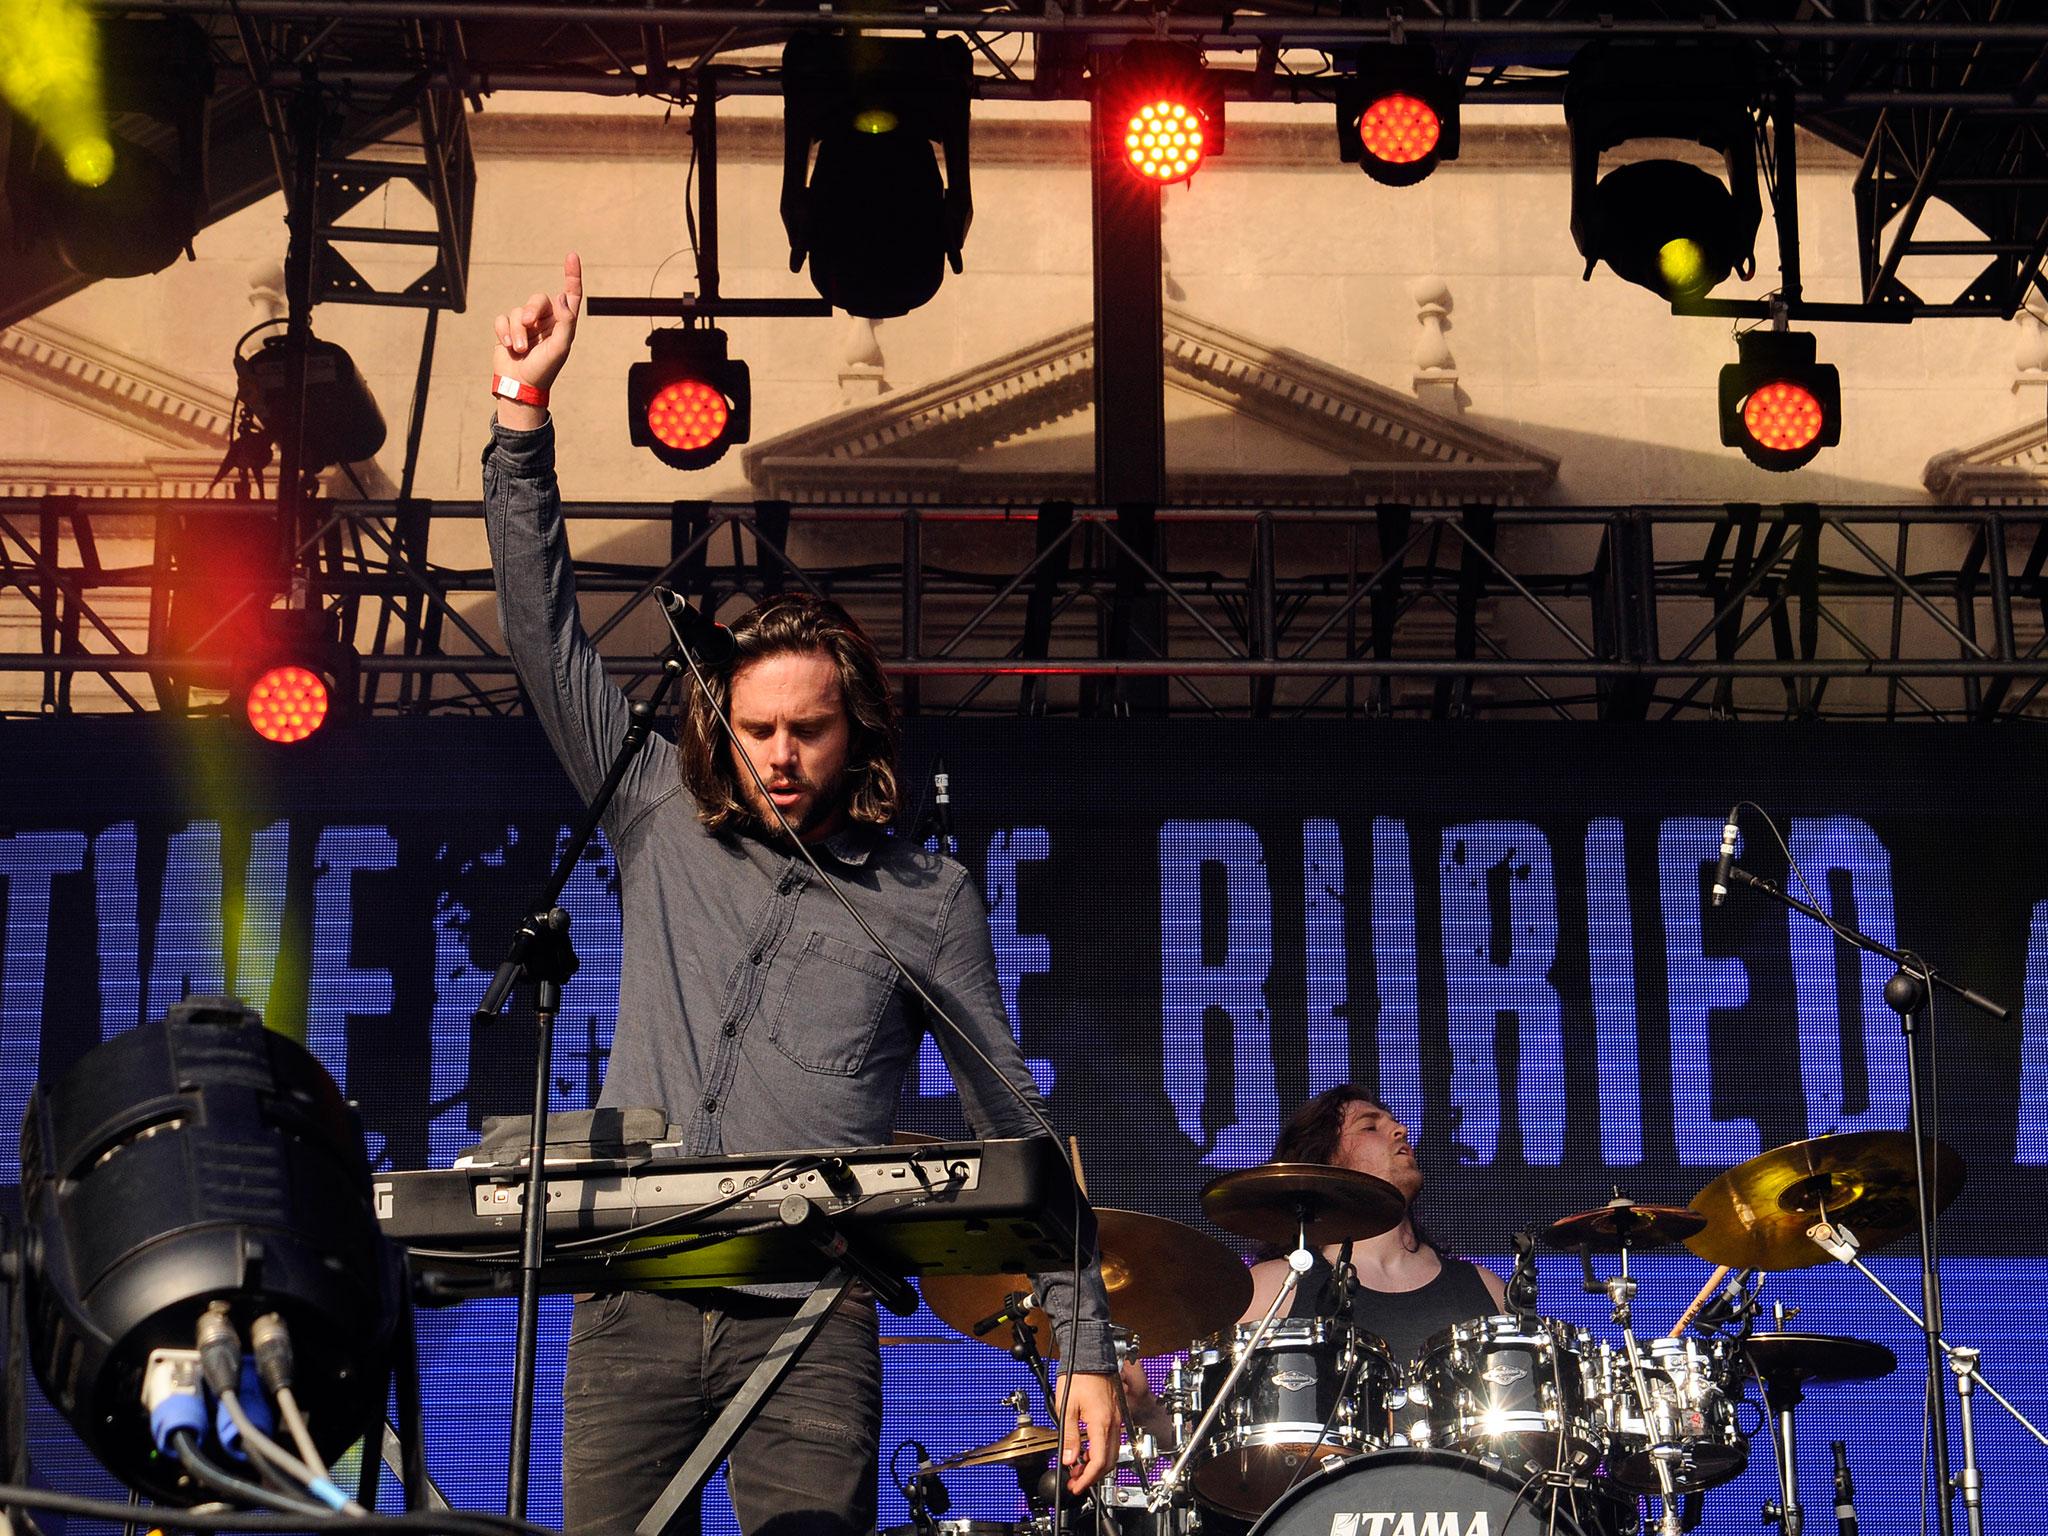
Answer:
[{"left": 1271, "top": 1085, "right": 1442, "bottom": 1257}]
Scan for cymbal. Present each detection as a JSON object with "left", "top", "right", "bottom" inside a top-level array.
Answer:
[
  {"left": 1540, "top": 1198, "right": 1706, "bottom": 1253},
  {"left": 1686, "top": 1131, "right": 1965, "bottom": 1271},
  {"left": 1201, "top": 1163, "right": 1406, "bottom": 1249},
  {"left": 936, "top": 1423, "right": 1060, "bottom": 1470},
  {"left": 1745, "top": 1333, "right": 1899, "bottom": 1386},
  {"left": 921, "top": 1207, "right": 1251, "bottom": 1359}
]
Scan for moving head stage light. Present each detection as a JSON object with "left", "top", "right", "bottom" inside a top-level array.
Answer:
[
  {"left": 781, "top": 33, "right": 974, "bottom": 319},
  {"left": 17, "top": 996, "right": 402, "bottom": 1506},
  {"left": 1566, "top": 42, "right": 1762, "bottom": 306}
]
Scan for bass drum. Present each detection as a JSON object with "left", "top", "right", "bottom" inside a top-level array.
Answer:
[{"left": 1246, "top": 1450, "right": 1637, "bottom": 1536}]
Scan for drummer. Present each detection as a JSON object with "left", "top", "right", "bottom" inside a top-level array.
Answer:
[
  {"left": 1123, "top": 1086, "right": 1506, "bottom": 1434},
  {"left": 1241, "top": 1085, "right": 1506, "bottom": 1364}
]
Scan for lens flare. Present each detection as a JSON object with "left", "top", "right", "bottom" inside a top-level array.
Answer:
[{"left": 1124, "top": 99, "right": 1207, "bottom": 184}]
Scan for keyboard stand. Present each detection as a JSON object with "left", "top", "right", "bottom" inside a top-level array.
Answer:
[{"left": 633, "top": 1196, "right": 919, "bottom": 1536}]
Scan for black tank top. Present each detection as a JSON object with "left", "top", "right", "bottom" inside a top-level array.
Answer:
[{"left": 1286, "top": 1249, "right": 1497, "bottom": 1367}]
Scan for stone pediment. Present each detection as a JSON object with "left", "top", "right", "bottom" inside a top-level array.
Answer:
[
  {"left": 1923, "top": 415, "right": 2048, "bottom": 503},
  {"left": 742, "top": 306, "right": 1558, "bottom": 505},
  {"left": 0, "top": 318, "right": 236, "bottom": 451}
]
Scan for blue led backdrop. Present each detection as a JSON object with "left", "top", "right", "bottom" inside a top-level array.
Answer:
[{"left": 2, "top": 718, "right": 2043, "bottom": 1534}]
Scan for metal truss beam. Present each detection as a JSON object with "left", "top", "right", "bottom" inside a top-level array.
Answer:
[{"left": 6, "top": 496, "right": 2048, "bottom": 723}]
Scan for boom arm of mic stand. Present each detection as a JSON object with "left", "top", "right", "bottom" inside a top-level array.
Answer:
[
  {"left": 1724, "top": 868, "right": 2008, "bottom": 1022},
  {"left": 475, "top": 658, "right": 688, "bottom": 1026}
]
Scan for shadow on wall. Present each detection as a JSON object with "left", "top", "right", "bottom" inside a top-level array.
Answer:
[{"left": 1459, "top": 410, "right": 1935, "bottom": 507}]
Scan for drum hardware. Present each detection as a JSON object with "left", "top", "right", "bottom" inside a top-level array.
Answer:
[
  {"left": 1403, "top": 1315, "right": 1602, "bottom": 1477},
  {"left": 1185, "top": 1317, "right": 1397, "bottom": 1516},
  {"left": 1147, "top": 1244, "right": 1315, "bottom": 1512},
  {"left": 1744, "top": 1327, "right": 1899, "bottom": 1536},
  {"left": 1158, "top": 1163, "right": 1402, "bottom": 1516},
  {"left": 1802, "top": 1217, "right": 2048, "bottom": 1536},
  {"left": 1547, "top": 1194, "right": 1693, "bottom": 1536}
]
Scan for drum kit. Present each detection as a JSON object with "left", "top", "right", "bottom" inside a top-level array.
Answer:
[{"left": 893, "top": 1127, "right": 2034, "bottom": 1536}]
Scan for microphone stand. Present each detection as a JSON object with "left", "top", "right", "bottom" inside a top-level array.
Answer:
[
  {"left": 472, "top": 654, "right": 688, "bottom": 1521},
  {"left": 1721, "top": 863, "right": 2009, "bottom": 1536}
]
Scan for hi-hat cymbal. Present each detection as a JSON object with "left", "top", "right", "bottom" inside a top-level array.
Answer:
[
  {"left": 1201, "top": 1163, "right": 1406, "bottom": 1249},
  {"left": 1686, "top": 1131, "right": 1965, "bottom": 1271},
  {"left": 935, "top": 1423, "right": 1061, "bottom": 1470},
  {"left": 1540, "top": 1198, "right": 1706, "bottom": 1253},
  {"left": 1745, "top": 1333, "right": 1899, "bottom": 1387},
  {"left": 921, "top": 1207, "right": 1251, "bottom": 1359}
]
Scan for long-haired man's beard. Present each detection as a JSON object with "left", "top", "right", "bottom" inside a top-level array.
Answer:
[{"left": 749, "top": 765, "right": 843, "bottom": 836}]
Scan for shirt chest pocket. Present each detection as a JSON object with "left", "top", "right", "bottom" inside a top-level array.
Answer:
[{"left": 767, "top": 931, "right": 901, "bottom": 1077}]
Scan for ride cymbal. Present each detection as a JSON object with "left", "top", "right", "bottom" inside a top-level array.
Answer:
[
  {"left": 1686, "top": 1131, "right": 1964, "bottom": 1271},
  {"left": 921, "top": 1207, "right": 1251, "bottom": 1359},
  {"left": 1200, "top": 1163, "right": 1406, "bottom": 1249},
  {"left": 1540, "top": 1198, "right": 1706, "bottom": 1253}
]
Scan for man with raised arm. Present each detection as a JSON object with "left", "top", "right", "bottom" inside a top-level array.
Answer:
[{"left": 482, "top": 254, "right": 1119, "bottom": 1536}]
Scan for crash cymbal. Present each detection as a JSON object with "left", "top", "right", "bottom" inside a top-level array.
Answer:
[
  {"left": 936, "top": 1423, "right": 1061, "bottom": 1470},
  {"left": 1540, "top": 1198, "right": 1706, "bottom": 1253},
  {"left": 1201, "top": 1163, "right": 1406, "bottom": 1249},
  {"left": 1686, "top": 1131, "right": 1964, "bottom": 1271},
  {"left": 1745, "top": 1333, "right": 1899, "bottom": 1386},
  {"left": 921, "top": 1207, "right": 1251, "bottom": 1359}
]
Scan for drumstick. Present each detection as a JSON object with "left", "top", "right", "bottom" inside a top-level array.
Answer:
[{"left": 1670, "top": 1264, "right": 1732, "bottom": 1336}]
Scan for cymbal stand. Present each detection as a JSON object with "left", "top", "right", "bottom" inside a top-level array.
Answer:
[
  {"left": 1600, "top": 1239, "right": 1685, "bottom": 1536},
  {"left": 1810, "top": 1217, "right": 2048, "bottom": 1536},
  {"left": 1722, "top": 859, "right": 2009, "bottom": 1536},
  {"left": 1147, "top": 1216, "right": 1316, "bottom": 1512}
]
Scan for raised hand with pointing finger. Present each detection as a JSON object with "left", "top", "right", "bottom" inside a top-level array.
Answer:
[{"left": 491, "top": 252, "right": 583, "bottom": 430}]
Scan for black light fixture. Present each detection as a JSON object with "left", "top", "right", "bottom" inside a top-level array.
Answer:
[
  {"left": 235, "top": 328, "right": 389, "bottom": 471},
  {"left": 1565, "top": 42, "right": 1761, "bottom": 306},
  {"left": 1336, "top": 43, "right": 1462, "bottom": 188},
  {"left": 1098, "top": 40, "right": 1225, "bottom": 187},
  {"left": 232, "top": 606, "right": 360, "bottom": 744},
  {"left": 13, "top": 18, "right": 213, "bottom": 279},
  {"left": 18, "top": 996, "right": 401, "bottom": 1505},
  {"left": 781, "top": 33, "right": 974, "bottom": 319},
  {"left": 1719, "top": 328, "right": 1841, "bottom": 472},
  {"left": 628, "top": 325, "right": 752, "bottom": 471}
]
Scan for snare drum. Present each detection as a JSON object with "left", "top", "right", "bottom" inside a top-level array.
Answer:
[
  {"left": 1596, "top": 1335, "right": 1748, "bottom": 1493},
  {"left": 1400, "top": 1315, "right": 1604, "bottom": 1472},
  {"left": 1187, "top": 1319, "right": 1397, "bottom": 1518}
]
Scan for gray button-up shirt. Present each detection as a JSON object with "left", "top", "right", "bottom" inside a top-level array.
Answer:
[{"left": 483, "top": 421, "right": 1112, "bottom": 1371}]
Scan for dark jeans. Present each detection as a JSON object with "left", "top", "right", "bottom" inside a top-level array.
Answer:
[{"left": 562, "top": 1288, "right": 883, "bottom": 1536}]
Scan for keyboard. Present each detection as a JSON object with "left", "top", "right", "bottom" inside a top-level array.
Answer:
[{"left": 374, "top": 1136, "right": 1084, "bottom": 1298}]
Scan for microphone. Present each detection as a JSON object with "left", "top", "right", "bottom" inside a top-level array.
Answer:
[
  {"left": 911, "top": 1455, "right": 952, "bottom": 1526},
  {"left": 928, "top": 757, "right": 956, "bottom": 856},
  {"left": 1691, "top": 1267, "right": 1755, "bottom": 1330},
  {"left": 1506, "top": 1228, "right": 1540, "bottom": 1318},
  {"left": 1831, "top": 1440, "right": 1858, "bottom": 1536},
  {"left": 653, "top": 587, "right": 737, "bottom": 665},
  {"left": 973, "top": 1290, "right": 1038, "bottom": 1336},
  {"left": 1711, "top": 805, "right": 1741, "bottom": 907}
]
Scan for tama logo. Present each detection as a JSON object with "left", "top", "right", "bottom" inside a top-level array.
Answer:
[{"left": 1329, "top": 1513, "right": 1491, "bottom": 1536}]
